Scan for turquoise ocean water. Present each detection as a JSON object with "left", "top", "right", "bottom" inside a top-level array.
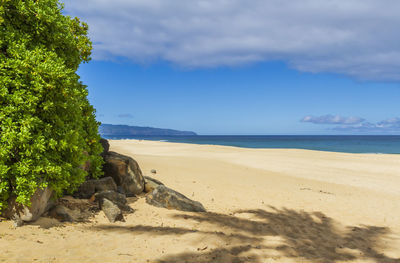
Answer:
[{"left": 102, "top": 135, "right": 400, "bottom": 154}]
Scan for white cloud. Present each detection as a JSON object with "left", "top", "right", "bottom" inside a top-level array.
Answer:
[
  {"left": 302, "top": 115, "right": 400, "bottom": 132},
  {"left": 301, "top": 115, "right": 364, "bottom": 125},
  {"left": 377, "top": 117, "right": 400, "bottom": 128},
  {"left": 332, "top": 120, "right": 400, "bottom": 132},
  {"left": 64, "top": 0, "right": 400, "bottom": 80}
]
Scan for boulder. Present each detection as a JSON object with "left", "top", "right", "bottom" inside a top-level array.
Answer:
[
  {"left": 75, "top": 180, "right": 95, "bottom": 198},
  {"left": 151, "top": 169, "right": 157, "bottom": 174},
  {"left": 100, "top": 138, "right": 110, "bottom": 157},
  {"left": 74, "top": 177, "right": 117, "bottom": 199},
  {"left": 100, "top": 198, "right": 124, "bottom": 223},
  {"left": 1, "top": 187, "right": 54, "bottom": 224},
  {"left": 94, "top": 190, "right": 133, "bottom": 212},
  {"left": 58, "top": 195, "right": 98, "bottom": 212},
  {"left": 144, "top": 176, "right": 164, "bottom": 193},
  {"left": 48, "top": 202, "right": 96, "bottom": 223},
  {"left": 103, "top": 152, "right": 145, "bottom": 196},
  {"left": 116, "top": 186, "right": 125, "bottom": 195},
  {"left": 48, "top": 205, "right": 74, "bottom": 222},
  {"left": 49, "top": 196, "right": 99, "bottom": 222},
  {"left": 146, "top": 185, "right": 206, "bottom": 212},
  {"left": 94, "top": 177, "right": 118, "bottom": 192}
]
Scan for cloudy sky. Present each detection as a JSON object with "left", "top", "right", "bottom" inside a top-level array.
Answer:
[{"left": 65, "top": 0, "right": 400, "bottom": 134}]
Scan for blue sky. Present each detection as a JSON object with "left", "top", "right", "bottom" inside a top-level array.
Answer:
[{"left": 68, "top": 0, "right": 400, "bottom": 135}]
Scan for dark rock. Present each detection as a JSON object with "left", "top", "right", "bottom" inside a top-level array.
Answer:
[
  {"left": 95, "top": 190, "right": 126, "bottom": 205},
  {"left": 144, "top": 176, "right": 164, "bottom": 193},
  {"left": 1, "top": 187, "right": 54, "bottom": 223},
  {"left": 116, "top": 186, "right": 125, "bottom": 195},
  {"left": 103, "top": 152, "right": 145, "bottom": 196},
  {"left": 48, "top": 205, "right": 74, "bottom": 222},
  {"left": 94, "top": 190, "right": 133, "bottom": 212},
  {"left": 146, "top": 185, "right": 206, "bottom": 212},
  {"left": 75, "top": 180, "right": 95, "bottom": 199},
  {"left": 100, "top": 138, "right": 110, "bottom": 157},
  {"left": 151, "top": 169, "right": 157, "bottom": 174},
  {"left": 95, "top": 177, "right": 118, "bottom": 192},
  {"left": 53, "top": 196, "right": 99, "bottom": 222},
  {"left": 74, "top": 180, "right": 95, "bottom": 199},
  {"left": 58, "top": 196, "right": 98, "bottom": 212},
  {"left": 48, "top": 202, "right": 96, "bottom": 223},
  {"left": 100, "top": 198, "right": 124, "bottom": 223},
  {"left": 74, "top": 177, "right": 117, "bottom": 199}
]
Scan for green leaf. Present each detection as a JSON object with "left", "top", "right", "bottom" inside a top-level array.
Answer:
[{"left": 0, "top": 0, "right": 103, "bottom": 211}]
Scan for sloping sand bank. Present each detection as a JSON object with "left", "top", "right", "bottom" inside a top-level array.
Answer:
[{"left": 1, "top": 140, "right": 400, "bottom": 262}]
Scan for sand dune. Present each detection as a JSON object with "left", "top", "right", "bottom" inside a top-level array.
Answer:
[{"left": 1, "top": 140, "right": 399, "bottom": 262}]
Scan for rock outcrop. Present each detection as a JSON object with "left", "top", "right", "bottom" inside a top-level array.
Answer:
[
  {"left": 144, "top": 176, "right": 164, "bottom": 193},
  {"left": 1, "top": 138, "right": 148, "bottom": 225},
  {"left": 146, "top": 185, "right": 205, "bottom": 212},
  {"left": 103, "top": 151, "right": 145, "bottom": 196},
  {"left": 74, "top": 177, "right": 117, "bottom": 199}
]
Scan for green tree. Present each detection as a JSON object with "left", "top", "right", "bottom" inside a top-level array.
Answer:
[{"left": 0, "top": 0, "right": 103, "bottom": 211}]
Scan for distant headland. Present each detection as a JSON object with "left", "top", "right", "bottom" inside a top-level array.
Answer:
[{"left": 99, "top": 124, "right": 197, "bottom": 136}]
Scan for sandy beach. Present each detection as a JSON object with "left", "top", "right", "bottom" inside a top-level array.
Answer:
[{"left": 1, "top": 139, "right": 400, "bottom": 262}]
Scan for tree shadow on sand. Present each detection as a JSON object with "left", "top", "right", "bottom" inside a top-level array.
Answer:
[{"left": 92, "top": 207, "right": 400, "bottom": 263}]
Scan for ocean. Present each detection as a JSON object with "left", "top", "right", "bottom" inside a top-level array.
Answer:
[{"left": 102, "top": 135, "right": 400, "bottom": 154}]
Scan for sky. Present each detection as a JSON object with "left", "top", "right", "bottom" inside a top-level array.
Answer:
[{"left": 65, "top": 0, "right": 400, "bottom": 135}]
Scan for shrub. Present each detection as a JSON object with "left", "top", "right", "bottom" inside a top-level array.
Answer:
[{"left": 0, "top": 0, "right": 103, "bottom": 211}]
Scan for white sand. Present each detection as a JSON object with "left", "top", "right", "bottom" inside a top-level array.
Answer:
[{"left": 1, "top": 140, "right": 400, "bottom": 262}]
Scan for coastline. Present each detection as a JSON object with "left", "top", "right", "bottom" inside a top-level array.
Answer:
[
  {"left": 109, "top": 137, "right": 400, "bottom": 154},
  {"left": 1, "top": 139, "right": 399, "bottom": 262},
  {"left": 102, "top": 135, "right": 400, "bottom": 155}
]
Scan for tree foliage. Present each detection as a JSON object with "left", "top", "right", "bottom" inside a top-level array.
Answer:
[{"left": 0, "top": 0, "right": 103, "bottom": 211}]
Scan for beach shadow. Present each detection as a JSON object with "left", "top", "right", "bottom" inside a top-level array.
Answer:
[
  {"left": 92, "top": 224, "right": 262, "bottom": 244},
  {"left": 89, "top": 207, "right": 399, "bottom": 262},
  {"left": 157, "top": 245, "right": 263, "bottom": 263},
  {"left": 161, "top": 207, "right": 399, "bottom": 263},
  {"left": 28, "top": 217, "right": 65, "bottom": 229},
  {"left": 91, "top": 224, "right": 265, "bottom": 263}
]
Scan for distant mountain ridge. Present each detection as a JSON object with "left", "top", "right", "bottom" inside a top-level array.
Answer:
[{"left": 99, "top": 124, "right": 197, "bottom": 136}]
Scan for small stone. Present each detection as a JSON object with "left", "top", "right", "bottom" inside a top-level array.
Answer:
[
  {"left": 95, "top": 190, "right": 133, "bottom": 212},
  {"left": 100, "top": 198, "right": 124, "bottom": 223},
  {"left": 151, "top": 169, "right": 157, "bottom": 174},
  {"left": 12, "top": 216, "right": 23, "bottom": 227}
]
